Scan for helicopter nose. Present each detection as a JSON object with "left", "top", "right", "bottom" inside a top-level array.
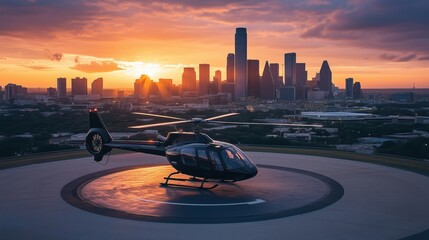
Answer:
[
  {"left": 250, "top": 165, "right": 258, "bottom": 177},
  {"left": 244, "top": 164, "right": 258, "bottom": 178}
]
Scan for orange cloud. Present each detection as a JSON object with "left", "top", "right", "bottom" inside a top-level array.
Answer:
[
  {"left": 71, "top": 61, "right": 124, "bottom": 73},
  {"left": 21, "top": 65, "right": 52, "bottom": 70}
]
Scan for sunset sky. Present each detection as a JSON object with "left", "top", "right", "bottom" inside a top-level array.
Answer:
[{"left": 0, "top": 0, "right": 428, "bottom": 89}]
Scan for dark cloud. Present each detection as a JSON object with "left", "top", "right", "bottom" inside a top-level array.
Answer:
[
  {"left": 0, "top": 0, "right": 102, "bottom": 37},
  {"left": 74, "top": 56, "right": 80, "bottom": 64},
  {"left": 302, "top": 0, "right": 429, "bottom": 57},
  {"left": 380, "top": 53, "right": 417, "bottom": 62},
  {"left": 71, "top": 61, "right": 124, "bottom": 73},
  {"left": 48, "top": 53, "right": 62, "bottom": 61},
  {"left": 379, "top": 53, "right": 397, "bottom": 61},
  {"left": 418, "top": 56, "right": 429, "bottom": 61},
  {"left": 1, "top": 0, "right": 428, "bottom": 59}
]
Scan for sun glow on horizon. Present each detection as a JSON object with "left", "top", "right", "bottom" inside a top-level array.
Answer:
[{"left": 122, "top": 62, "right": 162, "bottom": 80}]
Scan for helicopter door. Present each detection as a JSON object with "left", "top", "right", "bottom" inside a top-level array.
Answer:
[
  {"left": 197, "top": 149, "right": 211, "bottom": 171},
  {"left": 208, "top": 150, "right": 223, "bottom": 171},
  {"left": 180, "top": 148, "right": 197, "bottom": 167}
]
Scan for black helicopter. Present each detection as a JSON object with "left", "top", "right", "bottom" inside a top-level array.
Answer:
[{"left": 85, "top": 108, "right": 321, "bottom": 189}]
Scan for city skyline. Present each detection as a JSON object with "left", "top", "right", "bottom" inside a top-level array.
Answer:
[{"left": 1, "top": 0, "right": 428, "bottom": 89}]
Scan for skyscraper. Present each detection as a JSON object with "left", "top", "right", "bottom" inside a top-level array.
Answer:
[
  {"left": 296, "top": 63, "right": 307, "bottom": 100},
  {"left": 346, "top": 78, "right": 354, "bottom": 98},
  {"left": 134, "top": 75, "right": 150, "bottom": 98},
  {"left": 353, "top": 82, "right": 362, "bottom": 99},
  {"left": 260, "top": 61, "right": 276, "bottom": 100},
  {"left": 227, "top": 53, "right": 235, "bottom": 83},
  {"left": 71, "top": 77, "right": 87, "bottom": 96},
  {"left": 269, "top": 63, "right": 281, "bottom": 89},
  {"left": 234, "top": 27, "right": 247, "bottom": 99},
  {"left": 247, "top": 59, "right": 260, "bottom": 97},
  {"left": 319, "top": 60, "right": 332, "bottom": 95},
  {"left": 158, "top": 78, "right": 173, "bottom": 99},
  {"left": 91, "top": 77, "right": 103, "bottom": 96},
  {"left": 182, "top": 67, "right": 197, "bottom": 93},
  {"left": 5, "top": 83, "right": 17, "bottom": 100},
  {"left": 285, "top": 53, "right": 296, "bottom": 86},
  {"left": 57, "top": 77, "right": 66, "bottom": 98},
  {"left": 296, "top": 63, "right": 307, "bottom": 87},
  {"left": 213, "top": 70, "right": 222, "bottom": 94},
  {"left": 199, "top": 64, "right": 210, "bottom": 96}
]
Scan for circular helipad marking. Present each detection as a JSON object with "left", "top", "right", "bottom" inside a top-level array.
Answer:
[
  {"left": 61, "top": 164, "right": 343, "bottom": 223},
  {"left": 137, "top": 197, "right": 266, "bottom": 206}
]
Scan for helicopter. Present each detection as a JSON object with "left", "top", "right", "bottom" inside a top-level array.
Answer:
[{"left": 85, "top": 108, "right": 322, "bottom": 189}]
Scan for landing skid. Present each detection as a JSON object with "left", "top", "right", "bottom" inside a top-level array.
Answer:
[{"left": 160, "top": 172, "right": 219, "bottom": 190}]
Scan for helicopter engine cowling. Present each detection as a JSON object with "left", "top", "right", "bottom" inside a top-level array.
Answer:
[
  {"left": 157, "top": 134, "right": 167, "bottom": 143},
  {"left": 85, "top": 128, "right": 112, "bottom": 161}
]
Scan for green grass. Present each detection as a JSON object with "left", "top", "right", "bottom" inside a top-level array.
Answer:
[{"left": 1, "top": 146, "right": 428, "bottom": 177}]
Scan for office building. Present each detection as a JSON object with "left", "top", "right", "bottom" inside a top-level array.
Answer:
[
  {"left": 182, "top": 67, "right": 197, "bottom": 94},
  {"left": 213, "top": 70, "right": 222, "bottom": 94},
  {"left": 71, "top": 77, "right": 88, "bottom": 96},
  {"left": 353, "top": 82, "right": 362, "bottom": 99},
  {"left": 346, "top": 78, "right": 354, "bottom": 98},
  {"left": 319, "top": 60, "right": 332, "bottom": 95},
  {"left": 234, "top": 27, "right": 247, "bottom": 99},
  {"left": 269, "top": 63, "right": 281, "bottom": 89},
  {"left": 247, "top": 59, "right": 260, "bottom": 97},
  {"left": 279, "top": 86, "right": 296, "bottom": 101},
  {"left": 199, "top": 64, "right": 210, "bottom": 96},
  {"left": 296, "top": 63, "right": 307, "bottom": 100},
  {"left": 227, "top": 53, "right": 235, "bottom": 83},
  {"left": 260, "top": 61, "right": 276, "bottom": 100},
  {"left": 5, "top": 84, "right": 18, "bottom": 100},
  {"left": 91, "top": 77, "right": 103, "bottom": 96},
  {"left": 158, "top": 78, "right": 173, "bottom": 99},
  {"left": 285, "top": 53, "right": 296, "bottom": 86},
  {"left": 57, "top": 77, "right": 67, "bottom": 98},
  {"left": 134, "top": 74, "right": 151, "bottom": 98}
]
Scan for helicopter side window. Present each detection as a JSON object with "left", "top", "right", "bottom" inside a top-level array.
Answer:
[
  {"left": 208, "top": 150, "right": 223, "bottom": 171},
  {"left": 180, "top": 148, "right": 197, "bottom": 166},
  {"left": 221, "top": 148, "right": 246, "bottom": 170},
  {"left": 197, "top": 149, "right": 211, "bottom": 171},
  {"left": 233, "top": 146, "right": 253, "bottom": 165}
]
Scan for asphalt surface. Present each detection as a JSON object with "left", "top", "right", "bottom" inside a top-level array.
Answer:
[{"left": 1, "top": 152, "right": 429, "bottom": 240}]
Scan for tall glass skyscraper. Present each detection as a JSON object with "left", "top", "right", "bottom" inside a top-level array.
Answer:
[
  {"left": 346, "top": 78, "right": 354, "bottom": 98},
  {"left": 319, "top": 60, "right": 332, "bottom": 94},
  {"left": 57, "top": 77, "right": 66, "bottom": 98},
  {"left": 199, "top": 64, "right": 210, "bottom": 96},
  {"left": 247, "top": 59, "right": 260, "bottom": 97},
  {"left": 226, "top": 53, "right": 234, "bottom": 83},
  {"left": 285, "top": 52, "right": 296, "bottom": 86},
  {"left": 234, "top": 28, "right": 247, "bottom": 99}
]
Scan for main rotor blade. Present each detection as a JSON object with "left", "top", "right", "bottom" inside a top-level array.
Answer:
[
  {"left": 132, "top": 112, "right": 186, "bottom": 121},
  {"left": 129, "top": 120, "right": 191, "bottom": 129},
  {"left": 208, "top": 120, "right": 323, "bottom": 128},
  {"left": 205, "top": 112, "right": 239, "bottom": 121}
]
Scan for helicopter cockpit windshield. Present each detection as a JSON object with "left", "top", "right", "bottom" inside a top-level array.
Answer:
[{"left": 221, "top": 147, "right": 252, "bottom": 170}]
